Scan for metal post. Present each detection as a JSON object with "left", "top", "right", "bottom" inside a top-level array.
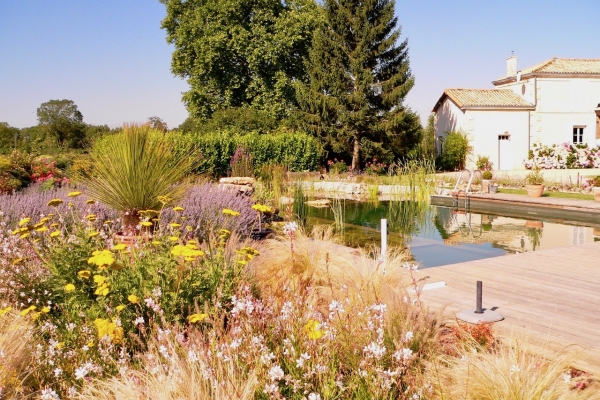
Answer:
[
  {"left": 381, "top": 219, "right": 387, "bottom": 263},
  {"left": 475, "top": 281, "right": 483, "bottom": 314}
]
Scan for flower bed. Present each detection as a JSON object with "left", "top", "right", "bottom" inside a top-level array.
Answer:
[{"left": 524, "top": 143, "right": 600, "bottom": 169}]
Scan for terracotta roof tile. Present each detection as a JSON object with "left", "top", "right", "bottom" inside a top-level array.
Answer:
[
  {"left": 496, "top": 58, "right": 600, "bottom": 81},
  {"left": 443, "top": 88, "right": 534, "bottom": 109}
]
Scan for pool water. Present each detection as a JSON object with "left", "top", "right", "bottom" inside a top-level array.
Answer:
[{"left": 304, "top": 200, "right": 599, "bottom": 268}]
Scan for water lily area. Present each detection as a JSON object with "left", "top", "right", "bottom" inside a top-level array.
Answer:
[{"left": 0, "top": 137, "right": 598, "bottom": 398}]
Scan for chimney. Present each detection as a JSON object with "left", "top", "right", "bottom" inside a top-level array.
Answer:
[{"left": 506, "top": 52, "right": 517, "bottom": 77}]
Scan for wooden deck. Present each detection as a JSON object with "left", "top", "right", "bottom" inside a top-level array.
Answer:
[{"left": 416, "top": 241, "right": 600, "bottom": 377}]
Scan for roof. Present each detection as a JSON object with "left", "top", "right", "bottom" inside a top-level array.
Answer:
[
  {"left": 493, "top": 58, "right": 600, "bottom": 84},
  {"left": 432, "top": 89, "right": 535, "bottom": 112}
]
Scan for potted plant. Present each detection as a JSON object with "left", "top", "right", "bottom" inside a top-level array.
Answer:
[
  {"left": 481, "top": 170, "right": 493, "bottom": 192},
  {"left": 524, "top": 165, "right": 544, "bottom": 197},
  {"left": 79, "top": 124, "right": 198, "bottom": 241}
]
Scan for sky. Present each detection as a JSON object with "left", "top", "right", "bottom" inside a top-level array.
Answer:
[{"left": 1, "top": 1, "right": 599, "bottom": 130}]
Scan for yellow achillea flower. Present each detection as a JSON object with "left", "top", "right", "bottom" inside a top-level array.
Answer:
[
  {"left": 141, "top": 221, "right": 153, "bottom": 227},
  {"left": 169, "top": 236, "right": 179, "bottom": 242},
  {"left": 112, "top": 243, "right": 127, "bottom": 251},
  {"left": 173, "top": 206, "right": 184, "bottom": 212},
  {"left": 35, "top": 226, "right": 49, "bottom": 232},
  {"left": 12, "top": 258, "right": 23, "bottom": 265},
  {"left": 41, "top": 306, "right": 50, "bottom": 313},
  {"left": 0, "top": 306, "right": 12, "bottom": 317},
  {"left": 64, "top": 283, "right": 75, "bottom": 292},
  {"left": 50, "top": 223, "right": 59, "bottom": 227},
  {"left": 303, "top": 319, "right": 324, "bottom": 340},
  {"left": 33, "top": 222, "right": 45, "bottom": 229},
  {"left": 115, "top": 305, "right": 126, "bottom": 312},
  {"left": 171, "top": 245, "right": 205, "bottom": 260},
  {"left": 222, "top": 208, "right": 240, "bottom": 217},
  {"left": 78, "top": 270, "right": 91, "bottom": 279},
  {"left": 19, "top": 233, "right": 30, "bottom": 239},
  {"left": 40, "top": 217, "right": 51, "bottom": 223},
  {"left": 152, "top": 240, "right": 162, "bottom": 245},
  {"left": 88, "top": 250, "right": 115, "bottom": 267},
  {"left": 94, "top": 284, "right": 109, "bottom": 296},
  {"left": 188, "top": 313, "right": 207, "bottom": 323},
  {"left": 67, "top": 191, "right": 82, "bottom": 197},
  {"left": 252, "top": 204, "right": 272, "bottom": 213},
  {"left": 86, "top": 199, "right": 96, "bottom": 205},
  {"left": 93, "top": 275, "right": 106, "bottom": 285},
  {"left": 18, "top": 217, "right": 31, "bottom": 226},
  {"left": 47, "top": 198, "right": 63, "bottom": 207},
  {"left": 88, "top": 231, "right": 100, "bottom": 238},
  {"left": 20, "top": 305, "right": 36, "bottom": 316},
  {"left": 50, "top": 231, "right": 61, "bottom": 238},
  {"left": 169, "top": 223, "right": 181, "bottom": 228},
  {"left": 94, "top": 318, "right": 124, "bottom": 343},
  {"left": 85, "top": 214, "right": 97, "bottom": 221},
  {"left": 128, "top": 294, "right": 139, "bottom": 304}
]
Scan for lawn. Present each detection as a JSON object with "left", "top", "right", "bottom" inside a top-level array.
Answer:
[{"left": 498, "top": 188, "right": 595, "bottom": 200}]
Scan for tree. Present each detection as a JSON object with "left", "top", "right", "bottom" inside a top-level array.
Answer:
[
  {"left": 0, "top": 123, "right": 20, "bottom": 155},
  {"left": 36, "top": 99, "right": 85, "bottom": 148},
  {"left": 296, "top": 0, "right": 418, "bottom": 170},
  {"left": 160, "top": 0, "right": 320, "bottom": 121},
  {"left": 148, "top": 116, "right": 168, "bottom": 133}
]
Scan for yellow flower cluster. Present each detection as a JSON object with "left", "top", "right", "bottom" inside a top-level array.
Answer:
[
  {"left": 0, "top": 306, "right": 12, "bottom": 317},
  {"left": 187, "top": 313, "right": 207, "bottom": 323},
  {"left": 47, "top": 198, "right": 63, "bottom": 207},
  {"left": 222, "top": 208, "right": 240, "bottom": 217},
  {"left": 88, "top": 250, "right": 115, "bottom": 268},
  {"left": 303, "top": 319, "right": 324, "bottom": 340},
  {"left": 93, "top": 275, "right": 110, "bottom": 296},
  {"left": 94, "top": 318, "right": 124, "bottom": 343},
  {"left": 235, "top": 246, "right": 260, "bottom": 265},
  {"left": 171, "top": 242, "right": 206, "bottom": 261},
  {"left": 252, "top": 204, "right": 272, "bottom": 213}
]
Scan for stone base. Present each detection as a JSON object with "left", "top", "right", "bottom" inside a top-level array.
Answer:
[{"left": 456, "top": 309, "right": 504, "bottom": 324}]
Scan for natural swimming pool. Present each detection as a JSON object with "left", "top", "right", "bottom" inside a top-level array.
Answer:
[{"left": 304, "top": 200, "right": 600, "bottom": 268}]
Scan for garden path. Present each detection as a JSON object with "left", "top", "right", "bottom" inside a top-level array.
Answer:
[{"left": 417, "top": 241, "right": 600, "bottom": 378}]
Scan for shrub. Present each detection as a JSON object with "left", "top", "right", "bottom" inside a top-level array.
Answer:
[
  {"left": 327, "top": 158, "right": 349, "bottom": 174},
  {"left": 476, "top": 155, "right": 493, "bottom": 171},
  {"left": 525, "top": 142, "right": 600, "bottom": 169},
  {"left": 168, "top": 131, "right": 322, "bottom": 177},
  {"left": 437, "top": 131, "right": 470, "bottom": 171},
  {"left": 482, "top": 170, "right": 493, "bottom": 180}
]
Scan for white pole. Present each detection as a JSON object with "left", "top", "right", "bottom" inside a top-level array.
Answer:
[{"left": 381, "top": 218, "right": 387, "bottom": 263}]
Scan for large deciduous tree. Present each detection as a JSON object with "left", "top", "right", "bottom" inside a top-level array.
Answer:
[
  {"left": 296, "top": 0, "right": 420, "bottom": 170},
  {"left": 36, "top": 99, "right": 85, "bottom": 148},
  {"left": 160, "top": 0, "right": 320, "bottom": 121}
]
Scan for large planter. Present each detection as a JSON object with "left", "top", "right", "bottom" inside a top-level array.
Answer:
[
  {"left": 525, "top": 184, "right": 544, "bottom": 198},
  {"left": 482, "top": 179, "right": 491, "bottom": 193},
  {"left": 594, "top": 187, "right": 600, "bottom": 202}
]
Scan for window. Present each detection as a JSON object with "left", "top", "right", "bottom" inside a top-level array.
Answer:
[{"left": 573, "top": 127, "right": 584, "bottom": 144}]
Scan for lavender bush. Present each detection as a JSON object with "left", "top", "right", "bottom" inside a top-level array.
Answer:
[
  {"left": 160, "top": 183, "right": 257, "bottom": 240},
  {"left": 0, "top": 184, "right": 118, "bottom": 226}
]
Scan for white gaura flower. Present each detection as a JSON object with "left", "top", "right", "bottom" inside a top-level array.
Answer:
[
  {"left": 268, "top": 365, "right": 285, "bottom": 381},
  {"left": 283, "top": 221, "right": 298, "bottom": 235}
]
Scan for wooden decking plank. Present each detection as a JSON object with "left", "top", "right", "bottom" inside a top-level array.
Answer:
[{"left": 417, "top": 241, "right": 600, "bottom": 377}]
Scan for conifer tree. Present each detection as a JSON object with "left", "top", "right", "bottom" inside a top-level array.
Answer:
[{"left": 296, "top": 0, "right": 420, "bottom": 170}]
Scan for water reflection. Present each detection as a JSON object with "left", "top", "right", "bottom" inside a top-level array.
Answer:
[{"left": 306, "top": 200, "right": 598, "bottom": 268}]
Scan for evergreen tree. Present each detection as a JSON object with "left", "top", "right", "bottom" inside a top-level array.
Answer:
[{"left": 296, "top": 0, "right": 419, "bottom": 170}]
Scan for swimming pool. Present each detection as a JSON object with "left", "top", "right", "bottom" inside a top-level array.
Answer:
[{"left": 305, "top": 200, "right": 600, "bottom": 268}]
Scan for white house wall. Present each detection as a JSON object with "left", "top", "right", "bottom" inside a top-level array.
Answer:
[
  {"left": 469, "top": 110, "right": 530, "bottom": 170},
  {"left": 497, "top": 77, "right": 600, "bottom": 147},
  {"left": 434, "top": 98, "right": 467, "bottom": 153}
]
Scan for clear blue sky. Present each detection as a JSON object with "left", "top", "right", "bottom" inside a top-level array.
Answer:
[{"left": 1, "top": 1, "right": 599, "bottom": 130}]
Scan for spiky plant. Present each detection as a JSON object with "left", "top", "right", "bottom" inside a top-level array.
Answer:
[{"left": 79, "top": 124, "right": 198, "bottom": 233}]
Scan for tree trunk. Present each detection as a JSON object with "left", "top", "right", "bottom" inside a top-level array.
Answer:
[{"left": 351, "top": 134, "right": 360, "bottom": 172}]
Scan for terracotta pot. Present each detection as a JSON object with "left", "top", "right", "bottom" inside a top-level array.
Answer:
[
  {"left": 593, "top": 187, "right": 600, "bottom": 202},
  {"left": 525, "top": 184, "right": 544, "bottom": 198}
]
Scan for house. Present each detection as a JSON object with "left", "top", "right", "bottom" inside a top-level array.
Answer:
[{"left": 432, "top": 56, "right": 600, "bottom": 170}]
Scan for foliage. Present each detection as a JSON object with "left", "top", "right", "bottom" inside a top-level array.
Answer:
[
  {"left": 169, "top": 131, "right": 321, "bottom": 177},
  {"left": 160, "top": 0, "right": 320, "bottom": 121},
  {"left": 147, "top": 116, "right": 168, "bottom": 132},
  {"left": 36, "top": 99, "right": 86, "bottom": 148},
  {"left": 437, "top": 131, "right": 470, "bottom": 171},
  {"left": 524, "top": 165, "right": 544, "bottom": 185},
  {"left": 482, "top": 170, "right": 493, "bottom": 180},
  {"left": 296, "top": 0, "right": 419, "bottom": 170},
  {"left": 525, "top": 142, "right": 600, "bottom": 169},
  {"left": 0, "top": 122, "right": 20, "bottom": 155},
  {"left": 416, "top": 114, "right": 436, "bottom": 161},
  {"left": 0, "top": 151, "right": 35, "bottom": 194},
  {"left": 364, "top": 158, "right": 388, "bottom": 176},
  {"left": 79, "top": 125, "right": 199, "bottom": 226},
  {"left": 327, "top": 158, "right": 349, "bottom": 174},
  {"left": 476, "top": 155, "right": 493, "bottom": 171}
]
